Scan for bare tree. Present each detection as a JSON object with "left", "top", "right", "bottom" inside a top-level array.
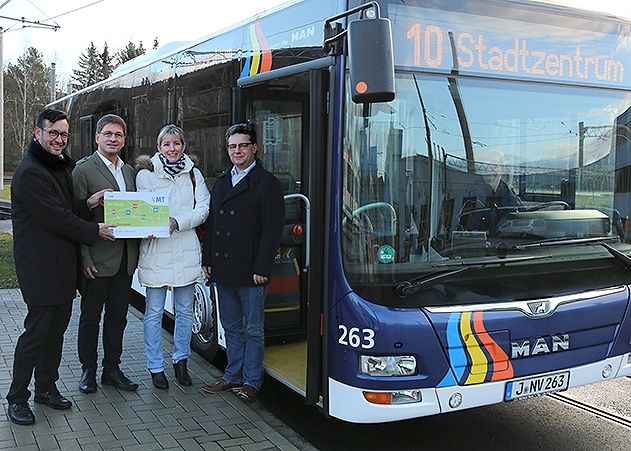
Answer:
[{"left": 3, "top": 47, "right": 50, "bottom": 171}]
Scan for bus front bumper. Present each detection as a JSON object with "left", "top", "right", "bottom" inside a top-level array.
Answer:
[{"left": 327, "top": 353, "right": 631, "bottom": 423}]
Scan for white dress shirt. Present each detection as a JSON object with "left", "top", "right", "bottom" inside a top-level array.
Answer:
[{"left": 97, "top": 151, "right": 126, "bottom": 191}]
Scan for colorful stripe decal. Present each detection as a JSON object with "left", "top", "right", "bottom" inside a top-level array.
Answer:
[
  {"left": 437, "top": 312, "right": 464, "bottom": 387},
  {"left": 255, "top": 22, "right": 272, "bottom": 72},
  {"left": 249, "top": 25, "right": 261, "bottom": 76},
  {"left": 472, "top": 311, "right": 514, "bottom": 381},
  {"left": 442, "top": 311, "right": 514, "bottom": 386},
  {"left": 240, "top": 22, "right": 272, "bottom": 78},
  {"left": 461, "top": 311, "right": 488, "bottom": 384},
  {"left": 446, "top": 312, "right": 467, "bottom": 382},
  {"left": 240, "top": 56, "right": 252, "bottom": 79}
]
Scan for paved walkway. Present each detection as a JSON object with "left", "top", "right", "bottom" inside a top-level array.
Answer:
[{"left": 0, "top": 289, "right": 310, "bottom": 450}]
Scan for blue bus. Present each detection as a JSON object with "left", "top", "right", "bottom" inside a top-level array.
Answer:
[{"left": 50, "top": 0, "right": 631, "bottom": 423}]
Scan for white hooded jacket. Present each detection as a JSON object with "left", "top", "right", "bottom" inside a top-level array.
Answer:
[{"left": 136, "top": 152, "right": 210, "bottom": 287}]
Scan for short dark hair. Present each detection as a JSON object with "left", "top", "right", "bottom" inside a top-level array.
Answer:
[
  {"left": 225, "top": 122, "right": 257, "bottom": 145},
  {"left": 96, "top": 114, "right": 127, "bottom": 135},
  {"left": 36, "top": 109, "right": 67, "bottom": 129}
]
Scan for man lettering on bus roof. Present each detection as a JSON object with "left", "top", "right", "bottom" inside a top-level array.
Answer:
[
  {"left": 6, "top": 108, "right": 115, "bottom": 426},
  {"left": 72, "top": 114, "right": 140, "bottom": 395},
  {"left": 200, "top": 122, "right": 285, "bottom": 402}
]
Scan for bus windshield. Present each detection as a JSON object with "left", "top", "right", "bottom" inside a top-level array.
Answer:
[{"left": 341, "top": 1, "right": 631, "bottom": 302}]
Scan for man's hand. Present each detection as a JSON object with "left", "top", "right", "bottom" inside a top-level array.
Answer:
[
  {"left": 203, "top": 266, "right": 212, "bottom": 279},
  {"left": 87, "top": 188, "right": 113, "bottom": 209},
  {"left": 253, "top": 274, "right": 268, "bottom": 285},
  {"left": 84, "top": 265, "right": 98, "bottom": 279},
  {"left": 98, "top": 223, "right": 116, "bottom": 241}
]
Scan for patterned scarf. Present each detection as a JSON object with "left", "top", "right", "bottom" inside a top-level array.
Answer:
[{"left": 158, "top": 153, "right": 186, "bottom": 177}]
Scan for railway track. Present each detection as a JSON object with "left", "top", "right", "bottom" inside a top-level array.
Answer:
[
  {"left": 548, "top": 376, "right": 631, "bottom": 429},
  {"left": 0, "top": 200, "right": 10, "bottom": 220}
]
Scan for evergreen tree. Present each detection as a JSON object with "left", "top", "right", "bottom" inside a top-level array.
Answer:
[
  {"left": 115, "top": 40, "right": 146, "bottom": 66},
  {"left": 153, "top": 37, "right": 159, "bottom": 50},
  {"left": 72, "top": 42, "right": 100, "bottom": 90},
  {"left": 100, "top": 42, "right": 114, "bottom": 80},
  {"left": 3, "top": 47, "right": 51, "bottom": 171}
]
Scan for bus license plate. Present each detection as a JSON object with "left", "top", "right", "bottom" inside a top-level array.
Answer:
[{"left": 504, "top": 371, "right": 569, "bottom": 401}]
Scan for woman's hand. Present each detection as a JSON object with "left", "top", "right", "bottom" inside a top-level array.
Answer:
[{"left": 169, "top": 217, "right": 179, "bottom": 234}]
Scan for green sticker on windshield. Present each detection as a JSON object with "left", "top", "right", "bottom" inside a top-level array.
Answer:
[{"left": 377, "top": 245, "right": 395, "bottom": 264}]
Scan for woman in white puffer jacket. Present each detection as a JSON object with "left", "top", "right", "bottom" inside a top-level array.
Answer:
[{"left": 136, "top": 124, "right": 210, "bottom": 390}]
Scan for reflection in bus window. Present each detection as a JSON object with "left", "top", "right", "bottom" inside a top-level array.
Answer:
[{"left": 342, "top": 72, "right": 631, "bottom": 285}]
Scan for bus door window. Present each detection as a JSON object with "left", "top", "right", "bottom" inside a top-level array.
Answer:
[
  {"left": 241, "top": 72, "right": 312, "bottom": 393},
  {"left": 246, "top": 75, "right": 308, "bottom": 337}
]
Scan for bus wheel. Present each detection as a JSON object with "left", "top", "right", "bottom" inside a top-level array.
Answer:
[{"left": 191, "top": 282, "right": 218, "bottom": 360}]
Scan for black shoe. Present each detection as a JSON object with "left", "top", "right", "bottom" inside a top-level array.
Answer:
[
  {"left": 151, "top": 371, "right": 169, "bottom": 390},
  {"left": 34, "top": 391, "right": 72, "bottom": 410},
  {"left": 101, "top": 369, "right": 139, "bottom": 391},
  {"left": 79, "top": 368, "right": 98, "bottom": 394},
  {"left": 7, "top": 402, "right": 35, "bottom": 425},
  {"left": 173, "top": 359, "right": 192, "bottom": 386}
]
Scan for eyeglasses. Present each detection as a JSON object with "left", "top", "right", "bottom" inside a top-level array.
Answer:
[
  {"left": 44, "top": 129, "right": 69, "bottom": 140},
  {"left": 100, "top": 131, "right": 125, "bottom": 140},
  {"left": 227, "top": 142, "right": 252, "bottom": 150}
]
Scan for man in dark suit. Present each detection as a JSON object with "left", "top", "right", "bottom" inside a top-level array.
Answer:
[
  {"left": 6, "top": 108, "right": 115, "bottom": 425},
  {"left": 201, "top": 122, "right": 284, "bottom": 402},
  {"left": 72, "top": 114, "right": 139, "bottom": 394}
]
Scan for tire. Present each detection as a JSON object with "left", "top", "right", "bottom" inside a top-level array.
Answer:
[{"left": 191, "top": 282, "right": 218, "bottom": 360}]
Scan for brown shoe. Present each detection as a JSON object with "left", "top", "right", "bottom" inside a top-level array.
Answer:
[
  {"left": 201, "top": 379, "right": 242, "bottom": 394},
  {"left": 234, "top": 384, "right": 258, "bottom": 402}
]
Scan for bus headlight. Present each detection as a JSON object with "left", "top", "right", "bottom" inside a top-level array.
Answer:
[{"left": 360, "top": 355, "right": 416, "bottom": 376}]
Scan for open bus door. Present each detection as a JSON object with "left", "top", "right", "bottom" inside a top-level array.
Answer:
[{"left": 235, "top": 67, "right": 327, "bottom": 405}]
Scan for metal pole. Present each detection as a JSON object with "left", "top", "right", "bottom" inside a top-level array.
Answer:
[
  {"left": 0, "top": 27, "right": 4, "bottom": 191},
  {"left": 50, "top": 62, "right": 56, "bottom": 102}
]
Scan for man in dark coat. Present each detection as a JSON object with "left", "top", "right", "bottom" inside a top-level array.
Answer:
[
  {"left": 6, "top": 109, "right": 114, "bottom": 425},
  {"left": 201, "top": 122, "right": 284, "bottom": 402}
]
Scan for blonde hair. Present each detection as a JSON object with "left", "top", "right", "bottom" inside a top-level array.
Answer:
[{"left": 156, "top": 124, "right": 185, "bottom": 148}]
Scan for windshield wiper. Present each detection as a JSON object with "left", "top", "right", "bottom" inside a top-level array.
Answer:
[
  {"left": 394, "top": 255, "right": 551, "bottom": 298},
  {"left": 598, "top": 242, "right": 631, "bottom": 270},
  {"left": 513, "top": 236, "right": 619, "bottom": 250},
  {"left": 513, "top": 236, "right": 631, "bottom": 271}
]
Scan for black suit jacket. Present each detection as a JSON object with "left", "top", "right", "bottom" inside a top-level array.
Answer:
[
  {"left": 11, "top": 139, "right": 98, "bottom": 306},
  {"left": 202, "top": 161, "right": 284, "bottom": 286}
]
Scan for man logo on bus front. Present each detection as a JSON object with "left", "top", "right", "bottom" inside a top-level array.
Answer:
[{"left": 527, "top": 300, "right": 551, "bottom": 316}]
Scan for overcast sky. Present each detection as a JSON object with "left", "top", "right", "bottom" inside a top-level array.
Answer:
[
  {"left": 2, "top": 0, "right": 631, "bottom": 86},
  {"left": 0, "top": 0, "right": 289, "bottom": 85}
]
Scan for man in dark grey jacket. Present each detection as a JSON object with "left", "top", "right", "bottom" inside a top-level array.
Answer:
[
  {"left": 6, "top": 108, "right": 114, "bottom": 425},
  {"left": 73, "top": 114, "right": 139, "bottom": 394},
  {"left": 201, "top": 122, "right": 284, "bottom": 402}
]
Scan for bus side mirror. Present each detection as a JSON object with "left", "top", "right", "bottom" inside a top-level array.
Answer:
[{"left": 347, "top": 18, "right": 395, "bottom": 103}]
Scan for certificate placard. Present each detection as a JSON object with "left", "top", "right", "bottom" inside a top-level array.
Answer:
[{"left": 104, "top": 192, "right": 169, "bottom": 238}]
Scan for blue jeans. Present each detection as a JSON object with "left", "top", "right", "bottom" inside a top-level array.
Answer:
[
  {"left": 217, "top": 284, "right": 266, "bottom": 390},
  {"left": 144, "top": 284, "right": 195, "bottom": 373}
]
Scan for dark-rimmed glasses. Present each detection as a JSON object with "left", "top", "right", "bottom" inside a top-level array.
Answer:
[{"left": 44, "top": 129, "right": 69, "bottom": 140}]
